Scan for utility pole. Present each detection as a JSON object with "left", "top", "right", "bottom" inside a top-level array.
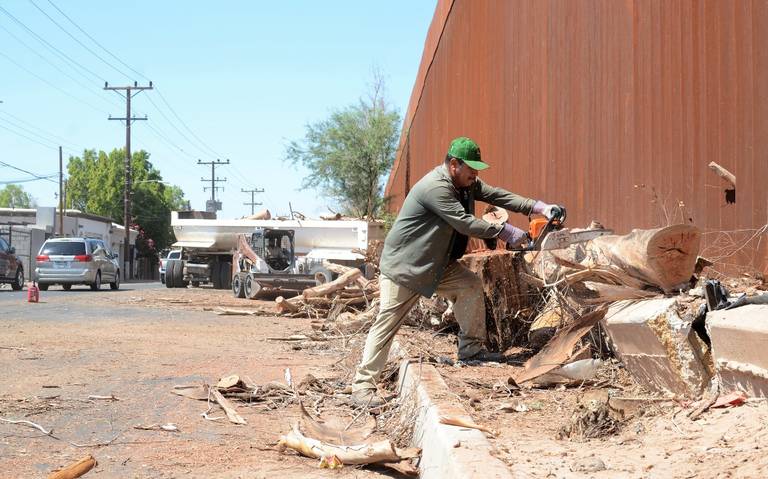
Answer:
[
  {"left": 58, "top": 146, "right": 63, "bottom": 236},
  {"left": 241, "top": 188, "right": 264, "bottom": 215},
  {"left": 198, "top": 159, "right": 229, "bottom": 213},
  {"left": 105, "top": 81, "right": 153, "bottom": 280}
]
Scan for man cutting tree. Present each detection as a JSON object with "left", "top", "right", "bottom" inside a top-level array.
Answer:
[{"left": 351, "top": 136, "right": 566, "bottom": 407}]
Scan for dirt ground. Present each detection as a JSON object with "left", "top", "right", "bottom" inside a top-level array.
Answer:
[
  {"left": 3, "top": 285, "right": 767, "bottom": 478},
  {"left": 0, "top": 286, "right": 395, "bottom": 478},
  {"left": 403, "top": 329, "right": 768, "bottom": 479}
]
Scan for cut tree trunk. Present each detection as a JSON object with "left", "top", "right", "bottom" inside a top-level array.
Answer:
[
  {"left": 458, "top": 250, "right": 539, "bottom": 350},
  {"left": 582, "top": 225, "right": 701, "bottom": 293}
]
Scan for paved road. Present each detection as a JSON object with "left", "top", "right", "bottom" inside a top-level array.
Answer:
[
  {"left": 0, "top": 283, "right": 385, "bottom": 478},
  {"left": 0, "top": 281, "right": 163, "bottom": 303}
]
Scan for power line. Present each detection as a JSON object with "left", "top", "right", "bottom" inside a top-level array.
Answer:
[
  {"left": 0, "top": 23, "right": 122, "bottom": 111},
  {"left": 0, "top": 4, "right": 104, "bottom": 83},
  {"left": 155, "top": 86, "right": 223, "bottom": 158},
  {"left": 0, "top": 174, "right": 57, "bottom": 185},
  {"left": 0, "top": 110, "right": 85, "bottom": 151},
  {"left": 0, "top": 114, "right": 83, "bottom": 152},
  {"left": 0, "top": 122, "right": 78, "bottom": 157},
  {"left": 28, "top": 0, "right": 133, "bottom": 82},
  {"left": 46, "top": 0, "right": 150, "bottom": 82},
  {"left": 0, "top": 159, "right": 58, "bottom": 184},
  {"left": 142, "top": 92, "right": 215, "bottom": 160},
  {"left": 0, "top": 50, "right": 107, "bottom": 114}
]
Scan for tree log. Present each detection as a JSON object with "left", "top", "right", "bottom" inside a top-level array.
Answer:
[
  {"left": 48, "top": 456, "right": 97, "bottom": 479},
  {"left": 583, "top": 225, "right": 701, "bottom": 292},
  {"left": 458, "top": 251, "right": 539, "bottom": 350},
  {"left": 275, "top": 296, "right": 300, "bottom": 313},
  {"left": 303, "top": 268, "right": 362, "bottom": 299}
]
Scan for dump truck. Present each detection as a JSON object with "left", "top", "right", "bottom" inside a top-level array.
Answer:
[{"left": 165, "top": 211, "right": 382, "bottom": 290}]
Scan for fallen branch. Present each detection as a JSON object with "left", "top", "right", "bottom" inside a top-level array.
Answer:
[
  {"left": 708, "top": 161, "right": 736, "bottom": 188},
  {"left": 0, "top": 417, "right": 121, "bottom": 448},
  {"left": 438, "top": 415, "right": 497, "bottom": 437},
  {"left": 48, "top": 455, "right": 97, "bottom": 479},
  {"left": 210, "top": 389, "right": 247, "bottom": 425},
  {"left": 278, "top": 423, "right": 401, "bottom": 465},
  {"left": 303, "top": 268, "right": 362, "bottom": 299},
  {"left": 133, "top": 423, "right": 179, "bottom": 432},
  {"left": 88, "top": 394, "right": 120, "bottom": 401}
]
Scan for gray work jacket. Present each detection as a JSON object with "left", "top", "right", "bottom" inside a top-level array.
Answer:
[{"left": 379, "top": 164, "right": 535, "bottom": 297}]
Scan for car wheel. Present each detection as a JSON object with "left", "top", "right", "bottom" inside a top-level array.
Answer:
[
  {"left": 232, "top": 272, "right": 246, "bottom": 298},
  {"left": 160, "top": 273, "right": 165, "bottom": 284},
  {"left": 171, "top": 260, "right": 185, "bottom": 288},
  {"left": 211, "top": 262, "right": 222, "bottom": 289},
  {"left": 191, "top": 281, "right": 200, "bottom": 288},
  {"left": 38, "top": 283, "right": 49, "bottom": 291},
  {"left": 62, "top": 284, "right": 72, "bottom": 291},
  {"left": 244, "top": 274, "right": 261, "bottom": 299},
  {"left": 165, "top": 261, "right": 176, "bottom": 288},
  {"left": 11, "top": 269, "right": 24, "bottom": 291},
  {"left": 110, "top": 270, "right": 120, "bottom": 290},
  {"left": 90, "top": 271, "right": 101, "bottom": 291}
]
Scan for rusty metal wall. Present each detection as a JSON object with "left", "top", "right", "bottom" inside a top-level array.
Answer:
[{"left": 387, "top": 0, "right": 768, "bottom": 274}]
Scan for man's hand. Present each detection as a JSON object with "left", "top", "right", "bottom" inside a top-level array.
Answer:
[
  {"left": 497, "top": 223, "right": 528, "bottom": 247},
  {"left": 543, "top": 204, "right": 566, "bottom": 221},
  {"left": 533, "top": 201, "right": 567, "bottom": 221}
]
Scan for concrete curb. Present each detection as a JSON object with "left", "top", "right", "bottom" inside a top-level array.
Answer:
[{"left": 398, "top": 359, "right": 513, "bottom": 479}]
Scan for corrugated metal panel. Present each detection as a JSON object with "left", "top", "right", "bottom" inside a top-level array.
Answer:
[{"left": 388, "top": 0, "right": 768, "bottom": 274}]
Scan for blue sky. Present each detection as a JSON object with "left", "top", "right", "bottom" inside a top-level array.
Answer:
[{"left": 0, "top": 1, "right": 436, "bottom": 219}]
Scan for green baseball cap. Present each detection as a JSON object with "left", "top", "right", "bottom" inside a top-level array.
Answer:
[{"left": 447, "top": 137, "right": 489, "bottom": 170}]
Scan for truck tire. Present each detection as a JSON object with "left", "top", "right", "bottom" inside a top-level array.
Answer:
[
  {"left": 232, "top": 272, "right": 246, "bottom": 298},
  {"left": 165, "top": 260, "right": 176, "bottom": 288},
  {"left": 211, "top": 262, "right": 222, "bottom": 289},
  {"left": 219, "top": 261, "right": 232, "bottom": 290},
  {"left": 171, "top": 260, "right": 185, "bottom": 288},
  {"left": 244, "top": 274, "right": 261, "bottom": 299}
]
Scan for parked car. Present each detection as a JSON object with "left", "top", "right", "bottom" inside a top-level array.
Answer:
[
  {"left": 35, "top": 237, "right": 120, "bottom": 291},
  {"left": 0, "top": 236, "right": 24, "bottom": 290},
  {"left": 159, "top": 250, "right": 182, "bottom": 284}
]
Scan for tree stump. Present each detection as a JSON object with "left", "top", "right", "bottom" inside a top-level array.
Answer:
[{"left": 459, "top": 250, "right": 539, "bottom": 351}]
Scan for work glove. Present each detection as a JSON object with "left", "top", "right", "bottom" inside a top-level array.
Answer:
[
  {"left": 533, "top": 201, "right": 567, "bottom": 221},
  {"left": 497, "top": 223, "right": 528, "bottom": 247}
]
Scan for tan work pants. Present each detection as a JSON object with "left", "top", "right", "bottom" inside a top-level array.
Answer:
[{"left": 352, "top": 262, "right": 486, "bottom": 392}]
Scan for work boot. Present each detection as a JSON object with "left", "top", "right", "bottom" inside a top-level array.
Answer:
[
  {"left": 458, "top": 349, "right": 505, "bottom": 363},
  {"left": 350, "top": 388, "right": 386, "bottom": 408}
]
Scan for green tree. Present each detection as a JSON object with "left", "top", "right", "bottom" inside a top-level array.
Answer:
[
  {"left": 0, "top": 184, "right": 36, "bottom": 208},
  {"left": 66, "top": 148, "right": 186, "bottom": 253},
  {"left": 286, "top": 75, "right": 401, "bottom": 218}
]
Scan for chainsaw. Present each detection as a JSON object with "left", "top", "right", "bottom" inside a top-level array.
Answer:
[{"left": 482, "top": 207, "right": 613, "bottom": 251}]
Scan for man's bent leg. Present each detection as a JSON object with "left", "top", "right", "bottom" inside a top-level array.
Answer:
[
  {"left": 352, "top": 276, "right": 421, "bottom": 392},
  {"left": 436, "top": 262, "right": 486, "bottom": 359}
]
